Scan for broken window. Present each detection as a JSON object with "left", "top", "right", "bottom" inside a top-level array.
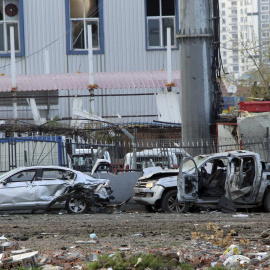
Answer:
[
  {"left": 0, "top": 0, "right": 22, "bottom": 55},
  {"left": 146, "top": 0, "right": 177, "bottom": 48},
  {"left": 41, "top": 169, "right": 76, "bottom": 181},
  {"left": 9, "top": 170, "right": 37, "bottom": 182},
  {"left": 68, "top": 0, "right": 102, "bottom": 51}
]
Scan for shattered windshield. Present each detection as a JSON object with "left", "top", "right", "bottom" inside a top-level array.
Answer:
[{"left": 182, "top": 155, "right": 210, "bottom": 172}]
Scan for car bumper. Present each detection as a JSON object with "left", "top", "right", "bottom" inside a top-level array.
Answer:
[{"left": 133, "top": 185, "right": 164, "bottom": 205}]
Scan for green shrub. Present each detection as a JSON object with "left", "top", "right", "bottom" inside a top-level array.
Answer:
[{"left": 87, "top": 252, "right": 183, "bottom": 270}]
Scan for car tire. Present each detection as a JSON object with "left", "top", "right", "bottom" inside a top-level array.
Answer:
[
  {"left": 161, "top": 190, "right": 189, "bottom": 213},
  {"left": 264, "top": 191, "right": 270, "bottom": 212},
  {"left": 65, "top": 197, "right": 89, "bottom": 214}
]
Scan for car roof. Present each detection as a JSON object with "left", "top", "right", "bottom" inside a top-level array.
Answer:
[
  {"left": 206, "top": 150, "right": 256, "bottom": 158},
  {"left": 14, "top": 165, "right": 78, "bottom": 172}
]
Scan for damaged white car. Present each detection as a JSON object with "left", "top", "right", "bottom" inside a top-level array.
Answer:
[
  {"left": 178, "top": 150, "right": 270, "bottom": 212},
  {"left": 0, "top": 166, "right": 111, "bottom": 214}
]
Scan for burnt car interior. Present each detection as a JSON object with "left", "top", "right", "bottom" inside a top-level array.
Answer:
[
  {"left": 199, "top": 158, "right": 227, "bottom": 197},
  {"left": 197, "top": 156, "right": 256, "bottom": 200}
]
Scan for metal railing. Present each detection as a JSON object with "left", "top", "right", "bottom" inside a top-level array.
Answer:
[{"left": 0, "top": 136, "right": 268, "bottom": 174}]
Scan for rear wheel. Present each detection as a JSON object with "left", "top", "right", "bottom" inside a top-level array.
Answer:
[
  {"left": 161, "top": 190, "right": 189, "bottom": 213},
  {"left": 65, "top": 197, "right": 89, "bottom": 214},
  {"left": 264, "top": 191, "right": 270, "bottom": 212}
]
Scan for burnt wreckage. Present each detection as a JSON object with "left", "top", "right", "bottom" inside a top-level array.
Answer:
[{"left": 177, "top": 150, "right": 270, "bottom": 212}]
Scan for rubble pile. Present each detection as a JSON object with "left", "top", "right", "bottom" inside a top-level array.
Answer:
[
  {"left": 2, "top": 236, "right": 270, "bottom": 269},
  {"left": 0, "top": 239, "right": 38, "bottom": 269},
  {"left": 2, "top": 214, "right": 270, "bottom": 269}
]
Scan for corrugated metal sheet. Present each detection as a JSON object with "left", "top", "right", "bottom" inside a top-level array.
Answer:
[
  {"left": 0, "top": 0, "right": 181, "bottom": 124},
  {"left": 23, "top": 0, "right": 67, "bottom": 74},
  {"left": 67, "top": 0, "right": 180, "bottom": 73},
  {"left": 0, "top": 0, "right": 180, "bottom": 74},
  {"left": 57, "top": 87, "right": 181, "bottom": 124},
  {"left": 0, "top": 70, "right": 180, "bottom": 91},
  {"left": 0, "top": 0, "right": 67, "bottom": 76}
]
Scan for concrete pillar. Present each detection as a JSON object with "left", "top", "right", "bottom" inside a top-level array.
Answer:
[{"left": 177, "top": 1, "right": 214, "bottom": 151}]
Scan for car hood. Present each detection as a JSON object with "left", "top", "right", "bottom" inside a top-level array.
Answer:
[{"left": 138, "top": 169, "right": 178, "bottom": 181}]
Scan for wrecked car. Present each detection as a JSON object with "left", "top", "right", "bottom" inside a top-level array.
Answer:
[
  {"left": 0, "top": 166, "right": 111, "bottom": 214},
  {"left": 133, "top": 169, "right": 181, "bottom": 213},
  {"left": 178, "top": 150, "right": 270, "bottom": 212},
  {"left": 134, "top": 150, "right": 270, "bottom": 213}
]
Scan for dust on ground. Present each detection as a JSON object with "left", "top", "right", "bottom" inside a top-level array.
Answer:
[{"left": 0, "top": 211, "right": 268, "bottom": 252}]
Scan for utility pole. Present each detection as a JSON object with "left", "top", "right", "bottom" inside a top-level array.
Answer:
[{"left": 177, "top": 1, "right": 216, "bottom": 154}]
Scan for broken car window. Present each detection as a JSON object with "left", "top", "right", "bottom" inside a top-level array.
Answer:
[
  {"left": 182, "top": 155, "right": 210, "bottom": 172},
  {"left": 41, "top": 169, "right": 76, "bottom": 181},
  {"left": 9, "top": 170, "right": 37, "bottom": 182}
]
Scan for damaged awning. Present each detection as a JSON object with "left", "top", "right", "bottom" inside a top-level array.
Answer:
[{"left": 0, "top": 70, "right": 180, "bottom": 92}]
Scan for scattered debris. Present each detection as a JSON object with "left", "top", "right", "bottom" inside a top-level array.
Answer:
[
  {"left": 89, "top": 233, "right": 98, "bottom": 239},
  {"left": 1, "top": 213, "right": 270, "bottom": 269},
  {"left": 223, "top": 255, "right": 250, "bottom": 268},
  {"left": 260, "top": 228, "right": 270, "bottom": 238},
  {"left": 222, "top": 244, "right": 243, "bottom": 259},
  {"left": 0, "top": 240, "right": 39, "bottom": 269},
  {"left": 74, "top": 240, "right": 97, "bottom": 244},
  {"left": 232, "top": 214, "right": 249, "bottom": 218},
  {"left": 132, "top": 233, "right": 144, "bottom": 237}
]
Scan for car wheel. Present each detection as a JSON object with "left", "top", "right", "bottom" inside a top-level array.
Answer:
[
  {"left": 65, "top": 197, "right": 89, "bottom": 214},
  {"left": 161, "top": 190, "right": 189, "bottom": 213},
  {"left": 264, "top": 191, "right": 270, "bottom": 212}
]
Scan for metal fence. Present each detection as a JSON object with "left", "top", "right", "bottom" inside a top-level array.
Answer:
[
  {"left": 0, "top": 136, "right": 269, "bottom": 174},
  {"left": 0, "top": 136, "right": 69, "bottom": 173},
  {"left": 64, "top": 137, "right": 270, "bottom": 173}
]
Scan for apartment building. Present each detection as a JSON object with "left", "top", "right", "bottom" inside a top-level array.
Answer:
[
  {"left": 220, "top": 0, "right": 239, "bottom": 77},
  {"left": 220, "top": 0, "right": 270, "bottom": 79}
]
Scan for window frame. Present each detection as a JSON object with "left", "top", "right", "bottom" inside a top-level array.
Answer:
[
  {"left": 65, "top": 0, "right": 104, "bottom": 55},
  {"left": 41, "top": 168, "right": 77, "bottom": 181},
  {"left": 262, "top": 14, "right": 269, "bottom": 20},
  {"left": 0, "top": 0, "right": 25, "bottom": 57},
  {"left": 262, "top": 23, "right": 269, "bottom": 29},
  {"left": 9, "top": 169, "right": 37, "bottom": 183},
  {"left": 261, "top": 5, "right": 269, "bottom": 12},
  {"left": 145, "top": 0, "right": 179, "bottom": 51}
]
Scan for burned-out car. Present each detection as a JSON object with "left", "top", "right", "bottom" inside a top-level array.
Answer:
[
  {"left": 0, "top": 166, "right": 111, "bottom": 214},
  {"left": 177, "top": 150, "right": 270, "bottom": 212}
]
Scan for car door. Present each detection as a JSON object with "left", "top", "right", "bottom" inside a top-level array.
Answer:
[
  {"left": 226, "top": 155, "right": 257, "bottom": 202},
  {"left": 177, "top": 156, "right": 199, "bottom": 202},
  {"left": 33, "top": 168, "right": 76, "bottom": 207},
  {"left": 0, "top": 169, "right": 37, "bottom": 210}
]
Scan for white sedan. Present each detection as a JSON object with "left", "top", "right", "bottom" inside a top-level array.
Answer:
[{"left": 0, "top": 166, "right": 110, "bottom": 213}]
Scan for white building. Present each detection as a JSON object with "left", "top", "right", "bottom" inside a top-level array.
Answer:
[
  {"left": 0, "top": 0, "right": 181, "bottom": 125},
  {"left": 220, "top": 0, "right": 270, "bottom": 79},
  {"left": 220, "top": 0, "right": 239, "bottom": 77}
]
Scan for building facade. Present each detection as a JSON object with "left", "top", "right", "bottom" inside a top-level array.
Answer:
[
  {"left": 0, "top": 0, "right": 180, "bottom": 124},
  {"left": 220, "top": 0, "right": 239, "bottom": 77},
  {"left": 220, "top": 0, "right": 270, "bottom": 79}
]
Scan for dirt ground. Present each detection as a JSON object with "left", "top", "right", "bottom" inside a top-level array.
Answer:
[{"left": 0, "top": 210, "right": 269, "bottom": 253}]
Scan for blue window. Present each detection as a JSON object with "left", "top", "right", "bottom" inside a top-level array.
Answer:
[
  {"left": 65, "top": 0, "right": 104, "bottom": 55},
  {"left": 0, "top": 0, "right": 24, "bottom": 56},
  {"left": 145, "top": 0, "right": 178, "bottom": 49}
]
